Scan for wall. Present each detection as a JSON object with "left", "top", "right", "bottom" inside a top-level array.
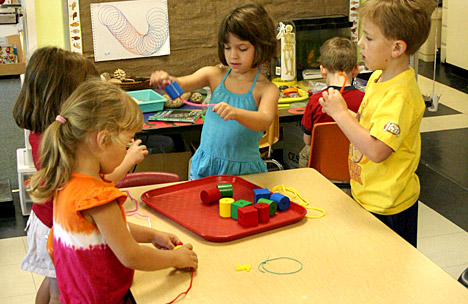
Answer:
[
  {"left": 0, "top": 78, "right": 23, "bottom": 190},
  {"left": 34, "top": 0, "right": 67, "bottom": 48},
  {"left": 21, "top": 0, "right": 349, "bottom": 74},
  {"left": 445, "top": 1, "right": 468, "bottom": 70},
  {"left": 79, "top": 0, "right": 348, "bottom": 76},
  {"left": 21, "top": 0, "right": 67, "bottom": 55}
]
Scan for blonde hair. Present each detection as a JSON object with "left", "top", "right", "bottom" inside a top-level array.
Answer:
[
  {"left": 359, "top": 0, "right": 437, "bottom": 55},
  {"left": 13, "top": 46, "right": 99, "bottom": 133},
  {"left": 320, "top": 37, "right": 357, "bottom": 73},
  {"left": 28, "top": 80, "right": 144, "bottom": 202}
]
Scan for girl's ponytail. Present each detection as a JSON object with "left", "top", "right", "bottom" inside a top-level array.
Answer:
[{"left": 28, "top": 118, "right": 74, "bottom": 202}]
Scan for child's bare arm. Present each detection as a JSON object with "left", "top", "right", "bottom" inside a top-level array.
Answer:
[
  {"left": 85, "top": 202, "right": 198, "bottom": 271},
  {"left": 150, "top": 66, "right": 219, "bottom": 93},
  {"left": 303, "top": 134, "right": 311, "bottom": 146},
  {"left": 320, "top": 88, "right": 392, "bottom": 163},
  {"left": 105, "top": 139, "right": 148, "bottom": 184},
  {"left": 128, "top": 222, "right": 180, "bottom": 249},
  {"left": 213, "top": 82, "right": 279, "bottom": 131}
]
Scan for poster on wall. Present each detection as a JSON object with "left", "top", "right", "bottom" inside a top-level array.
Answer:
[
  {"left": 349, "top": 0, "right": 359, "bottom": 42},
  {"left": 68, "top": 0, "right": 83, "bottom": 54},
  {"left": 90, "top": 0, "right": 170, "bottom": 62}
]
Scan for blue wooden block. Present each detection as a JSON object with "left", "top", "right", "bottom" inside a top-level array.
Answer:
[
  {"left": 165, "top": 81, "right": 184, "bottom": 99},
  {"left": 270, "top": 193, "right": 290, "bottom": 211},
  {"left": 253, "top": 188, "right": 271, "bottom": 203}
]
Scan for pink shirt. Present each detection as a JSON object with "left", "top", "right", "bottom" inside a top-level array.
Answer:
[{"left": 53, "top": 173, "right": 134, "bottom": 304}]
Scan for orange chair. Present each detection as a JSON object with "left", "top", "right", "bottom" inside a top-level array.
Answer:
[
  {"left": 308, "top": 122, "right": 350, "bottom": 183},
  {"left": 115, "top": 171, "right": 180, "bottom": 188},
  {"left": 259, "top": 110, "right": 283, "bottom": 171}
]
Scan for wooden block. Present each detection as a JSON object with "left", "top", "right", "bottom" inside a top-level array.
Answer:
[
  {"left": 257, "top": 198, "right": 277, "bottom": 216},
  {"left": 270, "top": 193, "right": 290, "bottom": 211},
  {"left": 237, "top": 205, "right": 259, "bottom": 227},
  {"left": 231, "top": 199, "right": 253, "bottom": 220},
  {"left": 217, "top": 183, "right": 233, "bottom": 198},
  {"left": 200, "top": 185, "right": 221, "bottom": 204},
  {"left": 253, "top": 188, "right": 271, "bottom": 203},
  {"left": 219, "top": 197, "right": 235, "bottom": 218},
  {"left": 253, "top": 202, "right": 270, "bottom": 223}
]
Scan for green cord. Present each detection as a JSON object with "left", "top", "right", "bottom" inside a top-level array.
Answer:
[{"left": 257, "top": 256, "right": 303, "bottom": 275}]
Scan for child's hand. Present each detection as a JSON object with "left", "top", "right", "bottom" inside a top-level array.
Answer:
[
  {"left": 213, "top": 102, "right": 238, "bottom": 121},
  {"left": 126, "top": 139, "right": 148, "bottom": 166},
  {"left": 150, "top": 230, "right": 181, "bottom": 250},
  {"left": 319, "top": 87, "right": 348, "bottom": 119},
  {"left": 149, "top": 70, "right": 172, "bottom": 89},
  {"left": 173, "top": 243, "right": 198, "bottom": 270}
]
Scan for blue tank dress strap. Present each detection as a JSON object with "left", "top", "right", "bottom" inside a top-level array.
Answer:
[{"left": 189, "top": 68, "right": 267, "bottom": 179}]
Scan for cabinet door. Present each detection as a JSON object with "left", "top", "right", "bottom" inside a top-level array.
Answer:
[{"left": 446, "top": 1, "right": 468, "bottom": 70}]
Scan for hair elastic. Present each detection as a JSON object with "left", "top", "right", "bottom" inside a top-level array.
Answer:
[{"left": 55, "top": 115, "right": 67, "bottom": 124}]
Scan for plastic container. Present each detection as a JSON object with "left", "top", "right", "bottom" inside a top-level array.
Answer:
[
  {"left": 127, "top": 89, "right": 167, "bottom": 113},
  {"left": 293, "top": 16, "right": 352, "bottom": 79}
]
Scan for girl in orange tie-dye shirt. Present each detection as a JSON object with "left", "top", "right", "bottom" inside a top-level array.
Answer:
[{"left": 28, "top": 80, "right": 198, "bottom": 304}]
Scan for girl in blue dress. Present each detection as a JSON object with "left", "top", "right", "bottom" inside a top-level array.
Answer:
[{"left": 150, "top": 4, "right": 279, "bottom": 179}]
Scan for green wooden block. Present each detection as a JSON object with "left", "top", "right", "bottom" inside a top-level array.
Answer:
[
  {"left": 217, "top": 183, "right": 233, "bottom": 198},
  {"left": 231, "top": 199, "right": 252, "bottom": 220},
  {"left": 257, "top": 198, "right": 277, "bottom": 216}
]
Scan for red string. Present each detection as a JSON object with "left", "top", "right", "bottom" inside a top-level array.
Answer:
[{"left": 166, "top": 268, "right": 194, "bottom": 304}]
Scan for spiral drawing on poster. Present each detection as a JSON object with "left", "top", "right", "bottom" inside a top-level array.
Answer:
[{"left": 98, "top": 5, "right": 169, "bottom": 56}]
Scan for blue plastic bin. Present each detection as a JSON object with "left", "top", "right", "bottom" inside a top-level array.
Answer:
[{"left": 128, "top": 89, "right": 167, "bottom": 113}]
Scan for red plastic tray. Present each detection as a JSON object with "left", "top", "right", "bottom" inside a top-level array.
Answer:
[{"left": 141, "top": 175, "right": 307, "bottom": 242}]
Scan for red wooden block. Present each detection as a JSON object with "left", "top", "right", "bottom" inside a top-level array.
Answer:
[
  {"left": 200, "top": 185, "right": 221, "bottom": 204},
  {"left": 253, "top": 202, "right": 270, "bottom": 223},
  {"left": 237, "top": 205, "right": 259, "bottom": 228}
]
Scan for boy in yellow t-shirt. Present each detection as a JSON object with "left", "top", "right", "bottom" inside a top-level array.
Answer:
[{"left": 318, "top": 0, "right": 437, "bottom": 247}]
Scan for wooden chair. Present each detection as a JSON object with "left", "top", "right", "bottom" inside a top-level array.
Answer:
[
  {"left": 259, "top": 110, "right": 283, "bottom": 171},
  {"left": 308, "top": 122, "right": 350, "bottom": 183},
  {"left": 115, "top": 171, "right": 180, "bottom": 188}
]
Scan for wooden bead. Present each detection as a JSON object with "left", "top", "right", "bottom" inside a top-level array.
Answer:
[
  {"left": 200, "top": 186, "right": 221, "bottom": 204},
  {"left": 238, "top": 205, "right": 259, "bottom": 227}
]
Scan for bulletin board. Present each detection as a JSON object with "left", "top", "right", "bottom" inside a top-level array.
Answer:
[{"left": 80, "top": 0, "right": 349, "bottom": 78}]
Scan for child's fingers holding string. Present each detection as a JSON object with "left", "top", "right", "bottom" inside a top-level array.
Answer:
[{"left": 174, "top": 243, "right": 198, "bottom": 270}]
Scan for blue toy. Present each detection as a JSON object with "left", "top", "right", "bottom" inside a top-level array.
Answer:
[
  {"left": 253, "top": 188, "right": 271, "bottom": 203},
  {"left": 270, "top": 193, "right": 290, "bottom": 211}
]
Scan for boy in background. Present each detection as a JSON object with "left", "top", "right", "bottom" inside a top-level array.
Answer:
[
  {"left": 298, "top": 37, "right": 364, "bottom": 168},
  {"left": 319, "top": 0, "right": 437, "bottom": 247}
]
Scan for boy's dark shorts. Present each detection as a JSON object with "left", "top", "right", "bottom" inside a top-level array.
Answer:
[{"left": 371, "top": 200, "right": 418, "bottom": 247}]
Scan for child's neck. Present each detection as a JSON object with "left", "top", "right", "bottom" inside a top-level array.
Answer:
[
  {"left": 73, "top": 143, "right": 102, "bottom": 179},
  {"left": 326, "top": 72, "right": 353, "bottom": 87},
  {"left": 225, "top": 67, "right": 260, "bottom": 94},
  {"left": 229, "top": 67, "right": 258, "bottom": 80},
  {"left": 379, "top": 55, "right": 410, "bottom": 82}
]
